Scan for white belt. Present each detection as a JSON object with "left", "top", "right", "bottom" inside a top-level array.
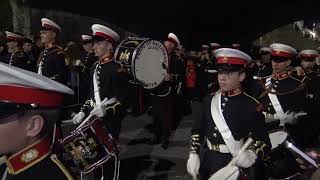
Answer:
[
  {"left": 207, "top": 139, "right": 230, "bottom": 153},
  {"left": 207, "top": 69, "right": 217, "bottom": 73}
]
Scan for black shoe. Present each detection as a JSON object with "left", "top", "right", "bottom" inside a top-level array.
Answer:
[{"left": 161, "top": 140, "right": 169, "bottom": 149}]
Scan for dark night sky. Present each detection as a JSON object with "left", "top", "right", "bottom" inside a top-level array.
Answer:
[{"left": 26, "top": 0, "right": 320, "bottom": 50}]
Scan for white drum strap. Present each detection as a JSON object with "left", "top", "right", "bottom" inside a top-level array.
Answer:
[
  {"left": 93, "top": 64, "right": 102, "bottom": 104},
  {"left": 38, "top": 60, "right": 43, "bottom": 75},
  {"left": 265, "top": 77, "right": 285, "bottom": 122},
  {"left": 210, "top": 92, "right": 241, "bottom": 156},
  {"left": 1, "top": 168, "right": 7, "bottom": 180}
]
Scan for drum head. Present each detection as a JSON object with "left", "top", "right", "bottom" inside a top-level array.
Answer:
[
  {"left": 269, "top": 130, "right": 288, "bottom": 149},
  {"left": 133, "top": 40, "right": 168, "bottom": 89}
]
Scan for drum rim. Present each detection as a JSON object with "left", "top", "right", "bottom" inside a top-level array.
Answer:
[
  {"left": 60, "top": 118, "right": 100, "bottom": 144},
  {"left": 132, "top": 38, "right": 169, "bottom": 90},
  {"left": 208, "top": 166, "right": 241, "bottom": 180},
  {"left": 268, "top": 129, "right": 289, "bottom": 134}
]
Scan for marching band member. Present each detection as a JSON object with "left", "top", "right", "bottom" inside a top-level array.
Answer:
[
  {"left": 187, "top": 48, "right": 270, "bottom": 180},
  {"left": 37, "top": 18, "right": 68, "bottom": 85},
  {"left": 5, "top": 31, "right": 34, "bottom": 72},
  {"left": 0, "top": 63, "right": 74, "bottom": 180}
]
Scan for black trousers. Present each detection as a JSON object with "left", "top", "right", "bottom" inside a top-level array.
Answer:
[{"left": 151, "top": 94, "right": 175, "bottom": 142}]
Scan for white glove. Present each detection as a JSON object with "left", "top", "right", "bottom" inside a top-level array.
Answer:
[
  {"left": 72, "top": 112, "right": 85, "bottom": 124},
  {"left": 187, "top": 153, "right": 200, "bottom": 177},
  {"left": 74, "top": 59, "right": 81, "bottom": 66},
  {"left": 279, "top": 110, "right": 307, "bottom": 126},
  {"left": 235, "top": 150, "right": 257, "bottom": 168},
  {"left": 90, "top": 104, "right": 106, "bottom": 117}
]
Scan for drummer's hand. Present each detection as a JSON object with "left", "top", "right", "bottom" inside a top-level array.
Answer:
[
  {"left": 187, "top": 153, "right": 200, "bottom": 177},
  {"left": 279, "top": 110, "right": 306, "bottom": 126},
  {"left": 74, "top": 59, "right": 81, "bottom": 66},
  {"left": 235, "top": 150, "right": 257, "bottom": 168},
  {"left": 90, "top": 104, "right": 106, "bottom": 118},
  {"left": 72, "top": 112, "right": 86, "bottom": 124}
]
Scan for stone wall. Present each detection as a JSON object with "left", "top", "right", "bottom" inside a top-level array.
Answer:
[{"left": 254, "top": 24, "right": 320, "bottom": 50}]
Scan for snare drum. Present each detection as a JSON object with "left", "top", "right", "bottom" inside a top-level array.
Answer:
[
  {"left": 267, "top": 130, "right": 301, "bottom": 179},
  {"left": 114, "top": 37, "right": 169, "bottom": 90},
  {"left": 60, "top": 118, "right": 120, "bottom": 175},
  {"left": 209, "top": 167, "right": 247, "bottom": 180}
]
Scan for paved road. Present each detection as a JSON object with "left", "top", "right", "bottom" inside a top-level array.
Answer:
[{"left": 118, "top": 113, "right": 193, "bottom": 180}]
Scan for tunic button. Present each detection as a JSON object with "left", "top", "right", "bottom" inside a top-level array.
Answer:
[
  {"left": 275, "top": 81, "right": 279, "bottom": 83},
  {"left": 224, "top": 98, "right": 228, "bottom": 101},
  {"left": 222, "top": 103, "right": 225, "bottom": 106},
  {"left": 274, "top": 85, "right": 277, "bottom": 88},
  {"left": 214, "top": 127, "right": 218, "bottom": 130},
  {"left": 213, "top": 133, "right": 217, "bottom": 137}
]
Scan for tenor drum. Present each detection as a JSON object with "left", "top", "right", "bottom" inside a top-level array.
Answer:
[{"left": 60, "top": 118, "right": 119, "bottom": 175}]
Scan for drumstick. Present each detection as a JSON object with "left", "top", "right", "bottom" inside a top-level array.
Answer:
[
  {"left": 285, "top": 141, "right": 318, "bottom": 168},
  {"left": 77, "top": 98, "right": 109, "bottom": 129},
  {"left": 76, "top": 114, "right": 93, "bottom": 129},
  {"left": 229, "top": 137, "right": 253, "bottom": 166},
  {"left": 192, "top": 175, "right": 197, "bottom": 180}
]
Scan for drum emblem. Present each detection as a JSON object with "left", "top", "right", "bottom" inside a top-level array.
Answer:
[{"left": 119, "top": 50, "right": 130, "bottom": 63}]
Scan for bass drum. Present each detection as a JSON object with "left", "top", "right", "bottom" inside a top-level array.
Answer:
[{"left": 114, "top": 37, "right": 169, "bottom": 90}]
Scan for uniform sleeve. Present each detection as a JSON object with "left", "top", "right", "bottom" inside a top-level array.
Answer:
[
  {"left": 51, "top": 53, "right": 68, "bottom": 85},
  {"left": 80, "top": 65, "right": 96, "bottom": 115},
  {"left": 189, "top": 98, "right": 207, "bottom": 154},
  {"left": 248, "top": 104, "right": 271, "bottom": 160},
  {"left": 103, "top": 68, "right": 128, "bottom": 119},
  {"left": 246, "top": 79, "right": 264, "bottom": 99}
]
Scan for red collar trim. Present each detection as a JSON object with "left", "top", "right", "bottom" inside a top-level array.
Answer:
[
  {"left": 221, "top": 87, "right": 242, "bottom": 97},
  {"left": 100, "top": 54, "right": 113, "bottom": 64},
  {"left": 6, "top": 138, "right": 51, "bottom": 175},
  {"left": 272, "top": 72, "right": 289, "bottom": 80}
]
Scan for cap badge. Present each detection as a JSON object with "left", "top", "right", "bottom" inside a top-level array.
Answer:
[
  {"left": 21, "top": 149, "right": 39, "bottom": 163},
  {"left": 223, "top": 56, "right": 229, "bottom": 63}
]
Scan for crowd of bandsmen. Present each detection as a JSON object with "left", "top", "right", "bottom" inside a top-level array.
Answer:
[{"left": 1, "top": 17, "right": 320, "bottom": 180}]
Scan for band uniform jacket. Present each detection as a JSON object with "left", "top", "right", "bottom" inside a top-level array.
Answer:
[
  {"left": 249, "top": 72, "right": 318, "bottom": 149},
  {"left": 80, "top": 60, "right": 128, "bottom": 138},
  {"left": 3, "top": 138, "right": 74, "bottom": 180},
  {"left": 190, "top": 88, "right": 270, "bottom": 178},
  {"left": 38, "top": 45, "right": 68, "bottom": 85},
  {"left": 8, "top": 50, "right": 35, "bottom": 72}
]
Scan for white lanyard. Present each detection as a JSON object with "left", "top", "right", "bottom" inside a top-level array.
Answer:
[
  {"left": 210, "top": 92, "right": 242, "bottom": 156},
  {"left": 93, "top": 64, "right": 102, "bottom": 104},
  {"left": 265, "top": 77, "right": 285, "bottom": 123}
]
